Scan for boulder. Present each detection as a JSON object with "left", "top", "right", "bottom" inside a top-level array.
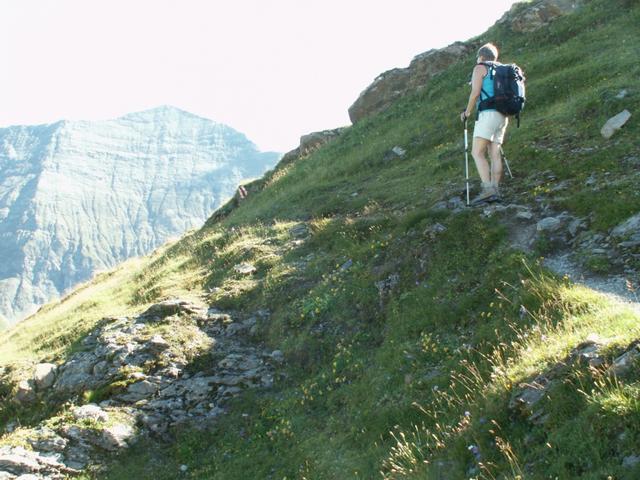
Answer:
[
  {"left": 601, "top": 110, "right": 632, "bottom": 139},
  {"left": 623, "top": 455, "right": 640, "bottom": 469},
  {"left": 233, "top": 263, "right": 257, "bottom": 275},
  {"left": 27, "top": 428, "right": 68, "bottom": 453},
  {"left": 536, "top": 216, "right": 563, "bottom": 232},
  {"left": 53, "top": 352, "right": 98, "bottom": 394},
  {"left": 299, "top": 128, "right": 345, "bottom": 156},
  {"left": 611, "top": 213, "right": 640, "bottom": 240},
  {"left": 270, "top": 350, "right": 285, "bottom": 364},
  {"left": 60, "top": 422, "right": 135, "bottom": 453},
  {"left": 99, "top": 424, "right": 136, "bottom": 451},
  {"left": 140, "top": 299, "right": 205, "bottom": 320},
  {"left": 383, "top": 146, "right": 407, "bottom": 162},
  {"left": 289, "top": 223, "right": 309, "bottom": 238},
  {"left": 32, "top": 363, "right": 57, "bottom": 390},
  {"left": 14, "top": 380, "right": 36, "bottom": 404},
  {"left": 71, "top": 404, "right": 109, "bottom": 423},
  {"left": 120, "top": 380, "right": 159, "bottom": 402},
  {"left": 0, "top": 447, "right": 41, "bottom": 475},
  {"left": 609, "top": 344, "right": 640, "bottom": 377},
  {"left": 146, "top": 335, "right": 170, "bottom": 353},
  {"left": 497, "top": 0, "right": 585, "bottom": 33},
  {"left": 509, "top": 374, "right": 552, "bottom": 417},
  {"left": 348, "top": 42, "right": 471, "bottom": 123}
]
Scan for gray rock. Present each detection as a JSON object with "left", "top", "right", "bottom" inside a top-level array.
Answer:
[
  {"left": 570, "top": 341, "right": 606, "bottom": 367},
  {"left": 233, "top": 263, "right": 257, "bottom": 275},
  {"left": 159, "top": 366, "right": 182, "bottom": 379},
  {"left": 424, "top": 223, "right": 447, "bottom": 239},
  {"left": 609, "top": 345, "right": 640, "bottom": 376},
  {"left": 509, "top": 375, "right": 553, "bottom": 418},
  {"left": 298, "top": 128, "right": 345, "bottom": 156},
  {"left": 92, "top": 360, "right": 109, "bottom": 377},
  {"left": 623, "top": 455, "right": 640, "bottom": 468},
  {"left": 32, "top": 363, "right": 57, "bottom": 390},
  {"left": 183, "top": 377, "right": 218, "bottom": 403},
  {"left": 53, "top": 352, "right": 98, "bottom": 393},
  {"left": 601, "top": 110, "right": 632, "bottom": 139},
  {"left": 225, "top": 323, "right": 247, "bottom": 336},
  {"left": 619, "top": 240, "right": 640, "bottom": 249},
  {"left": 568, "top": 218, "right": 587, "bottom": 237},
  {"left": 140, "top": 299, "right": 205, "bottom": 320},
  {"left": 27, "top": 428, "right": 68, "bottom": 453},
  {"left": 71, "top": 404, "right": 109, "bottom": 423},
  {"left": 288, "top": 223, "right": 309, "bottom": 238},
  {"left": 121, "top": 380, "right": 158, "bottom": 402},
  {"left": 14, "top": 380, "right": 36, "bottom": 404},
  {"left": 98, "top": 424, "right": 136, "bottom": 451},
  {"left": 616, "top": 89, "right": 628, "bottom": 99},
  {"left": 516, "top": 210, "right": 534, "bottom": 220},
  {"left": 218, "top": 354, "right": 261, "bottom": 371},
  {"left": 146, "top": 335, "right": 170, "bottom": 353},
  {"left": 218, "top": 386, "right": 242, "bottom": 399},
  {"left": 611, "top": 213, "right": 640, "bottom": 239},
  {"left": 537, "top": 216, "right": 562, "bottom": 232},
  {"left": 383, "top": 146, "right": 407, "bottom": 161},
  {"left": 270, "top": 350, "right": 285, "bottom": 364},
  {"left": 339, "top": 259, "right": 353, "bottom": 271},
  {"left": 0, "top": 448, "right": 41, "bottom": 474}
]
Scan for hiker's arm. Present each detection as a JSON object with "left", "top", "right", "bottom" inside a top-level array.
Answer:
[{"left": 461, "top": 65, "right": 486, "bottom": 121}]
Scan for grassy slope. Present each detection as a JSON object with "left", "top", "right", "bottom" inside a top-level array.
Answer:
[{"left": 1, "top": 0, "right": 640, "bottom": 478}]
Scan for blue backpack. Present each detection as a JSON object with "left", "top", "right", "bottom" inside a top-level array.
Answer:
[{"left": 478, "top": 61, "right": 526, "bottom": 126}]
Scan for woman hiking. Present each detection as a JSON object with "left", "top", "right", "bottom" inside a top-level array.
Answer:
[{"left": 460, "top": 43, "right": 509, "bottom": 204}]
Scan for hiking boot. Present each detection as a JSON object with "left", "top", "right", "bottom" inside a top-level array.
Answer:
[
  {"left": 470, "top": 186, "right": 497, "bottom": 205},
  {"left": 487, "top": 188, "right": 503, "bottom": 203}
]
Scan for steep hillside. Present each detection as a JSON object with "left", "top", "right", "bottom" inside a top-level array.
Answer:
[
  {"left": 0, "top": 0, "right": 639, "bottom": 479},
  {"left": 0, "top": 106, "right": 279, "bottom": 324}
]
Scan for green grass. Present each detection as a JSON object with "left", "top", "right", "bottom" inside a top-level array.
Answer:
[{"left": 1, "top": 0, "right": 640, "bottom": 478}]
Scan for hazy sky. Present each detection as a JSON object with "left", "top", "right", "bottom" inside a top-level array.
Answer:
[{"left": 0, "top": 1, "right": 516, "bottom": 152}]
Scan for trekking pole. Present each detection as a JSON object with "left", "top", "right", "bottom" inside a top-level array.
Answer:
[
  {"left": 464, "top": 118, "right": 470, "bottom": 206},
  {"left": 500, "top": 146, "right": 513, "bottom": 179}
]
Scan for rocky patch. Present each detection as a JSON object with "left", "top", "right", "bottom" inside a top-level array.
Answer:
[
  {"left": 509, "top": 337, "right": 640, "bottom": 425},
  {"left": 497, "top": 0, "right": 585, "bottom": 33},
  {"left": 1, "top": 299, "right": 281, "bottom": 478}
]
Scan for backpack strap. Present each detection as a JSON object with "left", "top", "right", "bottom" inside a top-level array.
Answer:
[{"left": 477, "top": 62, "right": 496, "bottom": 114}]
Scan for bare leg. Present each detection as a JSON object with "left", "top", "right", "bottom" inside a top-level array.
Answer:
[
  {"left": 471, "top": 137, "right": 491, "bottom": 184},
  {"left": 489, "top": 142, "right": 503, "bottom": 187}
]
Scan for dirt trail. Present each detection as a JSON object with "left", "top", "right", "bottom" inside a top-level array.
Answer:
[{"left": 544, "top": 252, "right": 640, "bottom": 310}]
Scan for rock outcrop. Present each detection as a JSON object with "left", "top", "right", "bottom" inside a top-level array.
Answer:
[
  {"left": 1, "top": 298, "right": 281, "bottom": 478},
  {"left": 497, "top": 0, "right": 585, "bottom": 33},
  {"left": 348, "top": 42, "right": 471, "bottom": 124},
  {"left": 279, "top": 127, "right": 347, "bottom": 166},
  {"left": 0, "top": 106, "right": 280, "bottom": 324}
]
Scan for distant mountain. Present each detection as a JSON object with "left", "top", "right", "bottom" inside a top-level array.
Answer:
[{"left": 0, "top": 106, "right": 280, "bottom": 324}]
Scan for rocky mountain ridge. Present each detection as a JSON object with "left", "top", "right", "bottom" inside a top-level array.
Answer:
[{"left": 0, "top": 106, "right": 280, "bottom": 324}]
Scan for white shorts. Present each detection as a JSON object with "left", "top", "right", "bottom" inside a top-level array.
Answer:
[{"left": 474, "top": 110, "right": 509, "bottom": 144}]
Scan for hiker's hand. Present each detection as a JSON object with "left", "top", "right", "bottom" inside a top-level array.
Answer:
[{"left": 460, "top": 110, "right": 469, "bottom": 122}]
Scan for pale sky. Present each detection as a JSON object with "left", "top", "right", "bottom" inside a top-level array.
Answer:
[{"left": 0, "top": 1, "right": 516, "bottom": 153}]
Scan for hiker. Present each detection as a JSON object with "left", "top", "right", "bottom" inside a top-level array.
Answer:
[{"left": 460, "top": 43, "right": 508, "bottom": 204}]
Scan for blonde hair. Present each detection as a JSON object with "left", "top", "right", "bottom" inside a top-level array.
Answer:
[{"left": 477, "top": 43, "right": 499, "bottom": 61}]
